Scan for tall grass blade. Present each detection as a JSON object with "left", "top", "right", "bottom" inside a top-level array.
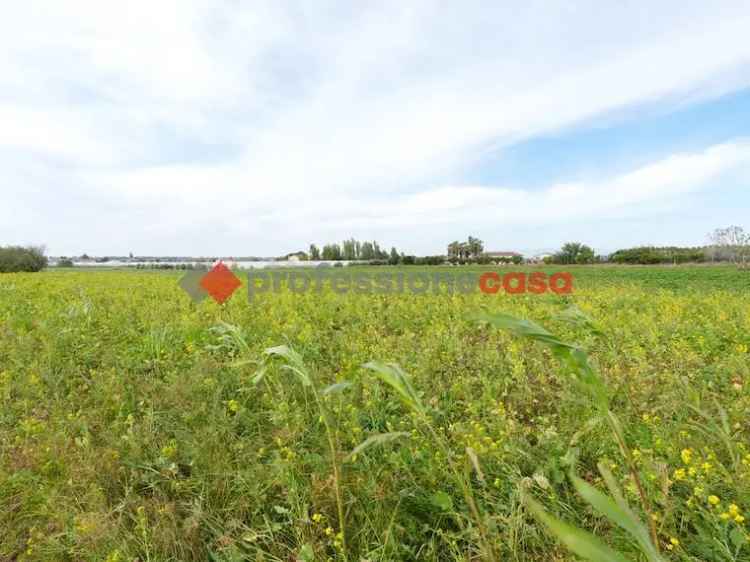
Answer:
[
  {"left": 570, "top": 472, "right": 663, "bottom": 562},
  {"left": 554, "top": 305, "right": 605, "bottom": 336},
  {"left": 473, "top": 312, "right": 576, "bottom": 350},
  {"left": 362, "top": 361, "right": 426, "bottom": 415},
  {"left": 264, "top": 344, "right": 312, "bottom": 386},
  {"left": 345, "top": 432, "right": 410, "bottom": 462},
  {"left": 475, "top": 311, "right": 609, "bottom": 409},
  {"left": 322, "top": 381, "right": 353, "bottom": 395},
  {"left": 524, "top": 495, "right": 629, "bottom": 562}
]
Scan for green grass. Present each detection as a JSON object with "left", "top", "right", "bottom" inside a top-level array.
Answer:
[{"left": 1, "top": 265, "right": 749, "bottom": 561}]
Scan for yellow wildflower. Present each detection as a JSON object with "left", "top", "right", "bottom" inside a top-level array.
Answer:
[
  {"left": 681, "top": 449, "right": 693, "bottom": 465},
  {"left": 708, "top": 495, "right": 720, "bottom": 506}
]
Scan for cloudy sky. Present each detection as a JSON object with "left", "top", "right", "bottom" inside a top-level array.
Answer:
[{"left": 2, "top": 1, "right": 750, "bottom": 257}]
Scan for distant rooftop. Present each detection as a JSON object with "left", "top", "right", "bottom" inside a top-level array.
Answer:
[{"left": 485, "top": 251, "right": 522, "bottom": 257}]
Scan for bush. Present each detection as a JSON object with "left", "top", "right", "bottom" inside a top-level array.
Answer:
[
  {"left": 548, "top": 242, "right": 596, "bottom": 265},
  {"left": 0, "top": 245, "right": 48, "bottom": 273},
  {"left": 57, "top": 258, "right": 74, "bottom": 268},
  {"left": 609, "top": 246, "right": 706, "bottom": 265},
  {"left": 413, "top": 255, "right": 445, "bottom": 266}
]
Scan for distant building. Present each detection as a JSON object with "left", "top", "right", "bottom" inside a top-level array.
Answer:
[
  {"left": 529, "top": 253, "right": 553, "bottom": 263},
  {"left": 484, "top": 251, "right": 523, "bottom": 259},
  {"left": 285, "top": 251, "right": 308, "bottom": 262}
]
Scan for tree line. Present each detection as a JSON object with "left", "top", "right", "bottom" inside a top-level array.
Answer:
[
  {"left": 447, "top": 236, "right": 484, "bottom": 260},
  {"left": 607, "top": 246, "right": 707, "bottom": 265},
  {"left": 605, "top": 226, "right": 750, "bottom": 265},
  {"left": 307, "top": 239, "right": 396, "bottom": 262},
  {"left": 3, "top": 225, "right": 748, "bottom": 273}
]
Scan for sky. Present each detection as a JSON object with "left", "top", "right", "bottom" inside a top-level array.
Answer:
[{"left": 1, "top": 1, "right": 749, "bottom": 257}]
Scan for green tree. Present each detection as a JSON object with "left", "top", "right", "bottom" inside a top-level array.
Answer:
[
  {"left": 0, "top": 245, "right": 48, "bottom": 273},
  {"left": 553, "top": 242, "right": 595, "bottom": 265},
  {"left": 467, "top": 236, "right": 484, "bottom": 258},
  {"left": 447, "top": 241, "right": 461, "bottom": 259},
  {"left": 389, "top": 247, "right": 400, "bottom": 265},
  {"left": 447, "top": 237, "right": 484, "bottom": 260},
  {"left": 373, "top": 241, "right": 387, "bottom": 260},
  {"left": 322, "top": 244, "right": 343, "bottom": 260},
  {"left": 360, "top": 242, "right": 374, "bottom": 260},
  {"left": 708, "top": 226, "right": 749, "bottom": 265},
  {"left": 309, "top": 244, "right": 321, "bottom": 260},
  {"left": 576, "top": 245, "right": 596, "bottom": 264},
  {"left": 342, "top": 238, "right": 357, "bottom": 260}
]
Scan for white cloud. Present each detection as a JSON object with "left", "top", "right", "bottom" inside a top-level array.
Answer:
[
  {"left": 257, "top": 139, "right": 750, "bottom": 228},
  {"left": 1, "top": 1, "right": 750, "bottom": 254}
]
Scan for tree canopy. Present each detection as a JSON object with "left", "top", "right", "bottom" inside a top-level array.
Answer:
[{"left": 0, "top": 245, "right": 48, "bottom": 273}]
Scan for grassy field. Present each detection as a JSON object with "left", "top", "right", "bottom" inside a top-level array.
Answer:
[{"left": 1, "top": 266, "right": 749, "bottom": 561}]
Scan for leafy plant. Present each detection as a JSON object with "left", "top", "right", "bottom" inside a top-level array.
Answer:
[
  {"left": 361, "top": 361, "right": 498, "bottom": 562},
  {"left": 475, "top": 309, "right": 664, "bottom": 561},
  {"left": 258, "top": 343, "right": 352, "bottom": 561}
]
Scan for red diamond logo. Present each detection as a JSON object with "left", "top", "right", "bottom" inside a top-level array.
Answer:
[{"left": 200, "top": 262, "right": 241, "bottom": 304}]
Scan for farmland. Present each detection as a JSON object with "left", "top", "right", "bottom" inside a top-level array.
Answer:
[{"left": 1, "top": 266, "right": 749, "bottom": 561}]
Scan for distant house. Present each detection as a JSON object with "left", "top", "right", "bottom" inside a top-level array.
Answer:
[
  {"left": 285, "top": 251, "right": 308, "bottom": 262},
  {"left": 529, "top": 253, "right": 553, "bottom": 264},
  {"left": 485, "top": 251, "right": 523, "bottom": 259},
  {"left": 483, "top": 251, "right": 524, "bottom": 265}
]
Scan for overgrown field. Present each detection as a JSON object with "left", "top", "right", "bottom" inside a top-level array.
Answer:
[{"left": 1, "top": 266, "right": 749, "bottom": 561}]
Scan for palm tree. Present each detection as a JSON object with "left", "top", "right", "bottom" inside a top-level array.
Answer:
[{"left": 467, "top": 236, "right": 484, "bottom": 258}]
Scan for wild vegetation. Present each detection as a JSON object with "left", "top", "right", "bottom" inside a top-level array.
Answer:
[
  {"left": 545, "top": 242, "right": 597, "bottom": 265},
  {"left": 1, "top": 266, "right": 749, "bottom": 561},
  {"left": 608, "top": 247, "right": 708, "bottom": 265},
  {"left": 0, "top": 245, "right": 47, "bottom": 273}
]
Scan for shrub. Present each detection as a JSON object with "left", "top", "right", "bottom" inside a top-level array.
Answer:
[
  {"left": 0, "top": 245, "right": 48, "bottom": 273},
  {"left": 549, "top": 242, "right": 596, "bottom": 265},
  {"left": 413, "top": 255, "right": 445, "bottom": 266},
  {"left": 609, "top": 246, "right": 706, "bottom": 265}
]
